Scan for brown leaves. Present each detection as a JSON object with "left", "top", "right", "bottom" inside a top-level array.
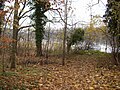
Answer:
[
  {"left": 0, "top": 36, "right": 16, "bottom": 43},
  {"left": 0, "top": 10, "right": 8, "bottom": 17},
  {"left": 0, "top": 54, "right": 120, "bottom": 89},
  {"left": 0, "top": 36, "right": 16, "bottom": 49}
]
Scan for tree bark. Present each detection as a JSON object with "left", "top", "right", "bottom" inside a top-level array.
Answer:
[
  {"left": 10, "top": 0, "right": 19, "bottom": 69},
  {"left": 45, "top": 24, "right": 50, "bottom": 64},
  {"left": 36, "top": 41, "right": 42, "bottom": 57},
  {"left": 67, "top": 42, "right": 71, "bottom": 54},
  {"left": 62, "top": 0, "right": 68, "bottom": 66},
  {"left": 35, "top": 29, "right": 43, "bottom": 57},
  {"left": 0, "top": 17, "right": 2, "bottom": 54}
]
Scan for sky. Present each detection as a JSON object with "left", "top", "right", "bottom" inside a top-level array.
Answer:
[
  {"left": 72, "top": 0, "right": 107, "bottom": 21},
  {"left": 46, "top": 0, "right": 107, "bottom": 29},
  {"left": 4, "top": 0, "right": 107, "bottom": 30}
]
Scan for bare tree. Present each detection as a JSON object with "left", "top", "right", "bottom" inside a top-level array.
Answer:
[{"left": 10, "top": 0, "right": 34, "bottom": 69}]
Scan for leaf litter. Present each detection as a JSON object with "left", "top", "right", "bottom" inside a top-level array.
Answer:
[{"left": 0, "top": 54, "right": 120, "bottom": 90}]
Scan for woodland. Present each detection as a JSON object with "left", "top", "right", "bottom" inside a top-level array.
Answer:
[{"left": 0, "top": 0, "right": 120, "bottom": 89}]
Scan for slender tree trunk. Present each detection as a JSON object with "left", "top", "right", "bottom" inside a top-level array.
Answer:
[
  {"left": 10, "top": 0, "right": 19, "bottom": 69},
  {"left": 45, "top": 23, "right": 50, "bottom": 64},
  {"left": 117, "top": 8, "right": 120, "bottom": 65},
  {"left": 112, "top": 36, "right": 119, "bottom": 65},
  {"left": 27, "top": 28, "right": 30, "bottom": 56},
  {"left": 67, "top": 42, "right": 71, "bottom": 54},
  {"left": 0, "top": 17, "right": 2, "bottom": 35},
  {"left": 0, "top": 14, "right": 2, "bottom": 54},
  {"left": 105, "top": 40, "right": 107, "bottom": 52},
  {"left": 62, "top": 0, "right": 68, "bottom": 66},
  {"left": 0, "top": 14, "right": 5, "bottom": 73}
]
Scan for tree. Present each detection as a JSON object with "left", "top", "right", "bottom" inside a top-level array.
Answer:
[
  {"left": 49, "top": 0, "right": 73, "bottom": 65},
  {"left": 62, "top": 0, "right": 67, "bottom": 65},
  {"left": 0, "top": 0, "right": 14, "bottom": 72},
  {"left": 0, "top": 0, "right": 4, "bottom": 54},
  {"left": 103, "top": 0, "right": 120, "bottom": 65},
  {"left": 84, "top": 23, "right": 96, "bottom": 50},
  {"left": 84, "top": 14, "right": 104, "bottom": 50},
  {"left": 10, "top": 0, "right": 34, "bottom": 69},
  {"left": 67, "top": 28, "right": 84, "bottom": 53},
  {"left": 0, "top": 0, "right": 5, "bottom": 72},
  {"left": 10, "top": 0, "right": 19, "bottom": 69},
  {"left": 30, "top": 0, "right": 50, "bottom": 57}
]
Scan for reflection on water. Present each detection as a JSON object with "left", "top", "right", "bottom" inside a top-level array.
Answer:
[
  {"left": 95, "top": 44, "right": 112, "bottom": 53},
  {"left": 71, "top": 43, "right": 112, "bottom": 53}
]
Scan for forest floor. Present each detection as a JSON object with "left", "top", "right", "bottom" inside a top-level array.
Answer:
[{"left": 0, "top": 51, "right": 120, "bottom": 90}]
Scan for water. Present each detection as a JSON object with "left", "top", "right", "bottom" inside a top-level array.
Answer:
[{"left": 93, "top": 44, "right": 112, "bottom": 53}]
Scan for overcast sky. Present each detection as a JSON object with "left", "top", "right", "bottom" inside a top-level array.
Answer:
[
  {"left": 6, "top": 0, "right": 107, "bottom": 29},
  {"left": 72, "top": 0, "right": 107, "bottom": 20},
  {"left": 46, "top": 0, "right": 107, "bottom": 29}
]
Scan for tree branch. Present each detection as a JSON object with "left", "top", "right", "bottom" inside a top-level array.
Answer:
[
  {"left": 50, "top": 8, "right": 67, "bottom": 25},
  {"left": 21, "top": 15, "right": 30, "bottom": 19},
  {"left": 92, "top": 0, "right": 100, "bottom": 7},
  {"left": 18, "top": 0, "right": 26, "bottom": 17},
  {"left": 19, "top": 18, "right": 28, "bottom": 26},
  {"left": 18, "top": 24, "right": 34, "bottom": 30},
  {"left": 100, "top": 0, "right": 106, "bottom": 7},
  {"left": 19, "top": 7, "right": 34, "bottom": 20}
]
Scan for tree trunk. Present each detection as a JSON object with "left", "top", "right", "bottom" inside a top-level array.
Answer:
[
  {"left": 118, "top": 6, "right": 120, "bottom": 64},
  {"left": 67, "top": 42, "right": 71, "bottom": 54},
  {"left": 105, "top": 40, "right": 107, "bottom": 52},
  {"left": 0, "top": 13, "right": 5, "bottom": 73},
  {"left": 10, "top": 31, "right": 18, "bottom": 69},
  {"left": 62, "top": 0, "right": 68, "bottom": 66},
  {"left": 45, "top": 24, "right": 50, "bottom": 64},
  {"left": 0, "top": 14, "right": 2, "bottom": 54},
  {"left": 35, "top": 26, "right": 43, "bottom": 57},
  {"left": 10, "top": 0, "right": 19, "bottom": 69},
  {"left": 27, "top": 28, "right": 30, "bottom": 56},
  {"left": 35, "top": 5, "right": 45, "bottom": 57},
  {"left": 36, "top": 40, "right": 42, "bottom": 57}
]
